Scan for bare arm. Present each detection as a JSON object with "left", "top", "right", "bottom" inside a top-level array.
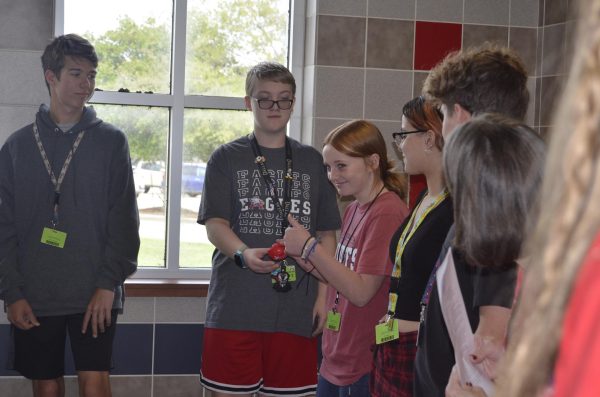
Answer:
[
  {"left": 475, "top": 305, "right": 511, "bottom": 347},
  {"left": 205, "top": 217, "right": 278, "bottom": 274},
  {"left": 306, "top": 243, "right": 385, "bottom": 307},
  {"left": 304, "top": 229, "right": 337, "bottom": 283},
  {"left": 284, "top": 215, "right": 384, "bottom": 307},
  {"left": 469, "top": 305, "right": 511, "bottom": 378}
]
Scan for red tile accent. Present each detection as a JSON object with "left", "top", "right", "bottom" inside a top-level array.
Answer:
[
  {"left": 408, "top": 174, "right": 427, "bottom": 209},
  {"left": 414, "top": 21, "right": 462, "bottom": 71}
]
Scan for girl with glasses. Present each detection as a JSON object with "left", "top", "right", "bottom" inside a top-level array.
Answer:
[{"left": 371, "top": 96, "right": 451, "bottom": 397}]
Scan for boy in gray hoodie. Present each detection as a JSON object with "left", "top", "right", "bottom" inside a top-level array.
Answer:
[{"left": 0, "top": 34, "right": 139, "bottom": 397}]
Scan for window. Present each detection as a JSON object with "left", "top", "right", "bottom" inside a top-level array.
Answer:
[{"left": 56, "top": 0, "right": 304, "bottom": 278}]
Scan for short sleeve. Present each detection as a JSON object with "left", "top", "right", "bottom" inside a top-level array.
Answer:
[
  {"left": 472, "top": 263, "right": 517, "bottom": 309},
  {"left": 198, "top": 146, "right": 232, "bottom": 225}
]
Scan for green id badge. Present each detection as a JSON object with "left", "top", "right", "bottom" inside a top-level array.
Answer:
[
  {"left": 326, "top": 310, "right": 341, "bottom": 332},
  {"left": 375, "top": 319, "right": 400, "bottom": 344},
  {"left": 41, "top": 227, "right": 67, "bottom": 248},
  {"left": 286, "top": 265, "right": 296, "bottom": 281}
]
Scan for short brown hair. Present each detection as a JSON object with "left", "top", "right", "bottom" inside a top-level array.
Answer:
[
  {"left": 443, "top": 114, "right": 545, "bottom": 268},
  {"left": 245, "top": 62, "right": 296, "bottom": 97},
  {"left": 41, "top": 34, "right": 98, "bottom": 96},
  {"left": 423, "top": 45, "right": 529, "bottom": 120}
]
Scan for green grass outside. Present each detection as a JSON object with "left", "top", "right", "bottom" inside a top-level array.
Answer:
[{"left": 138, "top": 238, "right": 214, "bottom": 268}]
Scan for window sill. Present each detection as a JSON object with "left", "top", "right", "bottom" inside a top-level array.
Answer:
[{"left": 125, "top": 279, "right": 209, "bottom": 297}]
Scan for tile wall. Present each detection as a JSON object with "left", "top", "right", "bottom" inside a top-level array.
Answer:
[
  {"left": 0, "top": 0, "right": 52, "bottom": 143},
  {"left": 302, "top": 0, "right": 548, "bottom": 206},
  {"left": 536, "top": 0, "right": 576, "bottom": 137}
]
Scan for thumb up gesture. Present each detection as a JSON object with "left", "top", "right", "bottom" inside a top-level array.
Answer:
[{"left": 282, "top": 214, "right": 311, "bottom": 257}]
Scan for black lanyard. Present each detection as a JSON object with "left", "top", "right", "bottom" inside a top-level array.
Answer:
[
  {"left": 332, "top": 185, "right": 385, "bottom": 311},
  {"left": 33, "top": 122, "right": 85, "bottom": 227},
  {"left": 249, "top": 133, "right": 293, "bottom": 237}
]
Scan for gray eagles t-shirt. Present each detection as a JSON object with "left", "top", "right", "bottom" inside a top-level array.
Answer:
[{"left": 198, "top": 135, "right": 341, "bottom": 337}]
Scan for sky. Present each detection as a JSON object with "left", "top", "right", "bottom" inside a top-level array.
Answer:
[
  {"left": 64, "top": 0, "right": 288, "bottom": 37},
  {"left": 63, "top": 0, "right": 289, "bottom": 69},
  {"left": 64, "top": 0, "right": 207, "bottom": 36}
]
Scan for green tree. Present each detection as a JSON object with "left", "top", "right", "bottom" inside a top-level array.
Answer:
[
  {"left": 96, "top": 105, "right": 168, "bottom": 162},
  {"left": 89, "top": 0, "right": 288, "bottom": 163},
  {"left": 89, "top": 17, "right": 171, "bottom": 161},
  {"left": 185, "top": 9, "right": 240, "bottom": 96},
  {"left": 93, "top": 17, "right": 171, "bottom": 93},
  {"left": 216, "top": 0, "right": 287, "bottom": 67},
  {"left": 183, "top": 109, "right": 253, "bottom": 162}
]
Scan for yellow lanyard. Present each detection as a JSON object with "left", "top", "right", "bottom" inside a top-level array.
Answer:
[{"left": 386, "top": 190, "right": 448, "bottom": 316}]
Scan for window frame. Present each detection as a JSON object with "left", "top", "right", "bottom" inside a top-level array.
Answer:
[{"left": 54, "top": 0, "right": 305, "bottom": 279}]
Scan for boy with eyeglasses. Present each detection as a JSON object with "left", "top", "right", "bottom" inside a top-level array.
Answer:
[
  {"left": 0, "top": 34, "right": 139, "bottom": 397},
  {"left": 198, "top": 62, "right": 341, "bottom": 397}
]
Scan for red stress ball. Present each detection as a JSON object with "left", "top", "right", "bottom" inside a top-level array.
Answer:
[{"left": 267, "top": 242, "right": 287, "bottom": 261}]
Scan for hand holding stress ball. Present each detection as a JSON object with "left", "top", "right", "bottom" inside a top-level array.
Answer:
[
  {"left": 267, "top": 242, "right": 287, "bottom": 261},
  {"left": 268, "top": 242, "right": 291, "bottom": 292}
]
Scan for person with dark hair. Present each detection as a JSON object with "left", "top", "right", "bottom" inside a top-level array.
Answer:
[
  {"left": 368, "top": 96, "right": 452, "bottom": 397},
  {"left": 440, "top": 114, "right": 544, "bottom": 397},
  {"left": 198, "top": 61, "right": 341, "bottom": 397},
  {"left": 414, "top": 45, "right": 531, "bottom": 397},
  {"left": 443, "top": 115, "right": 543, "bottom": 270},
  {"left": 283, "top": 119, "right": 408, "bottom": 396},
  {"left": 0, "top": 34, "right": 140, "bottom": 396}
]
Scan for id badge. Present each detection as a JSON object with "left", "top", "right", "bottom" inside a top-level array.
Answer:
[
  {"left": 326, "top": 310, "right": 341, "bottom": 332},
  {"left": 375, "top": 319, "right": 400, "bottom": 344},
  {"left": 41, "top": 227, "right": 67, "bottom": 248},
  {"left": 270, "top": 265, "right": 297, "bottom": 283}
]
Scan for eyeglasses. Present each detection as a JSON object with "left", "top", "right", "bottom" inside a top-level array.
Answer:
[
  {"left": 392, "top": 130, "right": 427, "bottom": 144},
  {"left": 252, "top": 98, "right": 294, "bottom": 110}
]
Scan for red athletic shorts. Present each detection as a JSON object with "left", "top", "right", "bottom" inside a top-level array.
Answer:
[{"left": 200, "top": 328, "right": 318, "bottom": 396}]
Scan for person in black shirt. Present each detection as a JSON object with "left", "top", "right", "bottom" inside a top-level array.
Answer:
[
  {"left": 424, "top": 115, "right": 545, "bottom": 397},
  {"left": 370, "top": 96, "right": 452, "bottom": 397}
]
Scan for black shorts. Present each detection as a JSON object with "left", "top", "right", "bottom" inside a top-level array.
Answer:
[{"left": 9, "top": 311, "right": 118, "bottom": 380}]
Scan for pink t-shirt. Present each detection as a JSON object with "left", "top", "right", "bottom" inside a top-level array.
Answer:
[{"left": 319, "top": 191, "right": 409, "bottom": 385}]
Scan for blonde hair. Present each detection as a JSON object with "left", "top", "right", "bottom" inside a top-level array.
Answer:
[
  {"left": 496, "top": 0, "right": 600, "bottom": 395},
  {"left": 324, "top": 120, "right": 407, "bottom": 200}
]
